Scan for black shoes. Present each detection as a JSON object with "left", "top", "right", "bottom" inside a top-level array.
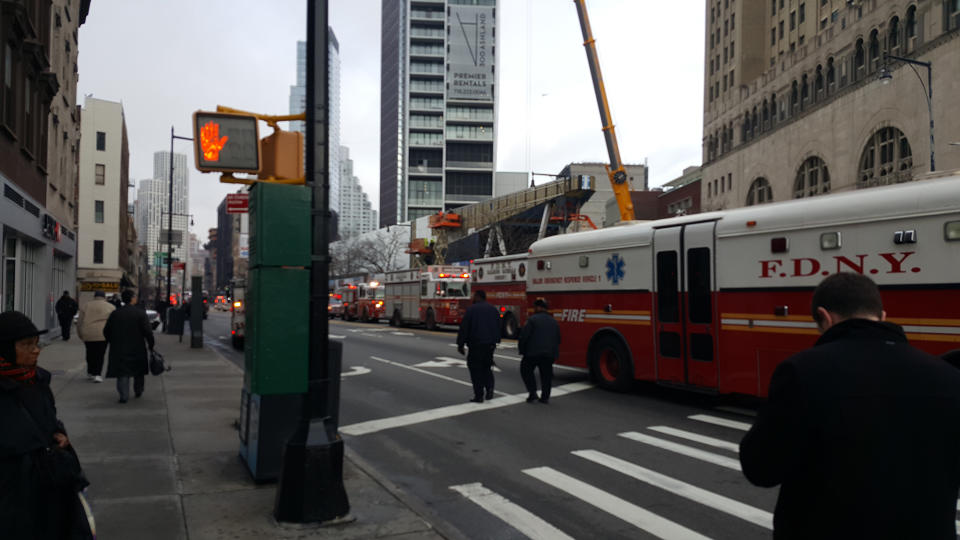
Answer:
[
  {"left": 485, "top": 391, "right": 494, "bottom": 400},
  {"left": 117, "top": 398, "right": 127, "bottom": 404},
  {"left": 526, "top": 394, "right": 538, "bottom": 403},
  {"left": 469, "top": 397, "right": 483, "bottom": 403},
  {"left": 135, "top": 392, "right": 143, "bottom": 399},
  {"left": 539, "top": 397, "right": 549, "bottom": 404}
]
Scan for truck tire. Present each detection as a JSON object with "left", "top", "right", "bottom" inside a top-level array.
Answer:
[
  {"left": 502, "top": 314, "right": 519, "bottom": 339},
  {"left": 391, "top": 311, "right": 402, "bottom": 327},
  {"left": 425, "top": 310, "right": 437, "bottom": 331},
  {"left": 589, "top": 335, "right": 633, "bottom": 392}
]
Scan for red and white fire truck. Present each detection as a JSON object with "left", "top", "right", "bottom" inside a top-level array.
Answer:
[
  {"left": 527, "top": 174, "right": 960, "bottom": 397},
  {"left": 345, "top": 280, "right": 385, "bottom": 322},
  {"left": 385, "top": 265, "right": 471, "bottom": 330},
  {"left": 470, "top": 254, "right": 529, "bottom": 339}
]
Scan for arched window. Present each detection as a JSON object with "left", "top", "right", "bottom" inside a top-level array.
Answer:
[
  {"left": 752, "top": 105, "right": 759, "bottom": 134},
  {"left": 869, "top": 29, "right": 880, "bottom": 69},
  {"left": 826, "top": 57, "right": 835, "bottom": 89},
  {"left": 801, "top": 74, "right": 809, "bottom": 103},
  {"left": 858, "top": 127, "right": 914, "bottom": 188},
  {"left": 889, "top": 16, "right": 900, "bottom": 49},
  {"left": 855, "top": 38, "right": 865, "bottom": 70},
  {"left": 762, "top": 100, "right": 769, "bottom": 128},
  {"left": 771, "top": 93, "right": 778, "bottom": 122},
  {"left": 906, "top": 6, "right": 917, "bottom": 39},
  {"left": 794, "top": 156, "right": 831, "bottom": 198},
  {"left": 746, "top": 177, "right": 773, "bottom": 206},
  {"left": 790, "top": 80, "right": 799, "bottom": 113},
  {"left": 815, "top": 66, "right": 824, "bottom": 97},
  {"left": 742, "top": 113, "right": 750, "bottom": 141}
]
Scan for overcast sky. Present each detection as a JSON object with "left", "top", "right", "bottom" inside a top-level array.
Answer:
[{"left": 77, "top": 0, "right": 705, "bottom": 237}]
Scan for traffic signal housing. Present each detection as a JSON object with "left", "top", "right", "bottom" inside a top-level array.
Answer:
[{"left": 193, "top": 111, "right": 261, "bottom": 173}]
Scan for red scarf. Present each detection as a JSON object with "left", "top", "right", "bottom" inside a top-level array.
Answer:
[{"left": 0, "top": 356, "right": 36, "bottom": 384}]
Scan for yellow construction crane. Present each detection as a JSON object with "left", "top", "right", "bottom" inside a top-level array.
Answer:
[{"left": 573, "top": 0, "right": 636, "bottom": 221}]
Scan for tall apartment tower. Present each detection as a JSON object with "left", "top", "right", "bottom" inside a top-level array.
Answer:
[
  {"left": 289, "top": 33, "right": 341, "bottom": 216},
  {"left": 338, "top": 146, "right": 379, "bottom": 239},
  {"left": 151, "top": 151, "right": 192, "bottom": 285},
  {"left": 380, "top": 0, "right": 499, "bottom": 227},
  {"left": 702, "top": 0, "right": 960, "bottom": 212},
  {"left": 77, "top": 97, "right": 132, "bottom": 302}
]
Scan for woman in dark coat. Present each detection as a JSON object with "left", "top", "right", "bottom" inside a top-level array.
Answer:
[
  {"left": 0, "top": 310, "right": 92, "bottom": 539},
  {"left": 104, "top": 289, "right": 154, "bottom": 403}
]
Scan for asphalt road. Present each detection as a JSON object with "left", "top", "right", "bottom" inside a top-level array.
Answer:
[
  {"left": 332, "top": 318, "right": 776, "bottom": 540},
  {"left": 202, "top": 310, "right": 243, "bottom": 368}
]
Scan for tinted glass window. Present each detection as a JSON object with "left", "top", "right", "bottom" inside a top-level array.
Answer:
[
  {"left": 687, "top": 247, "right": 712, "bottom": 323},
  {"left": 657, "top": 251, "right": 679, "bottom": 322}
]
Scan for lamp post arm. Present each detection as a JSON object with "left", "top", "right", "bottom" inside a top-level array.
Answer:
[{"left": 882, "top": 53, "right": 934, "bottom": 172}]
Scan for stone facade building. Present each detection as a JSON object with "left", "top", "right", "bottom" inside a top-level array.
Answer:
[{"left": 702, "top": 0, "right": 960, "bottom": 211}]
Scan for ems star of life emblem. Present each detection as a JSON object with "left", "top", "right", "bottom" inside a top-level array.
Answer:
[{"left": 605, "top": 253, "right": 626, "bottom": 285}]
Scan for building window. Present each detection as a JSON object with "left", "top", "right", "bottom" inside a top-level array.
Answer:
[
  {"left": 779, "top": 21, "right": 784, "bottom": 39},
  {"left": 869, "top": 29, "right": 880, "bottom": 68},
  {"left": 772, "top": 0, "right": 776, "bottom": 15},
  {"left": 793, "top": 156, "right": 830, "bottom": 198},
  {"left": 95, "top": 164, "right": 105, "bottom": 185},
  {"left": 771, "top": 28, "right": 776, "bottom": 45},
  {"left": 799, "top": 3, "right": 805, "bottom": 23},
  {"left": 94, "top": 200, "right": 104, "bottom": 223},
  {"left": 906, "top": 6, "right": 917, "bottom": 38},
  {"left": 2, "top": 43, "right": 15, "bottom": 131},
  {"left": 96, "top": 131, "right": 105, "bottom": 151},
  {"left": 889, "top": 16, "right": 900, "bottom": 49},
  {"left": 858, "top": 127, "right": 913, "bottom": 188},
  {"left": 855, "top": 39, "right": 865, "bottom": 70},
  {"left": 790, "top": 11, "right": 796, "bottom": 30},
  {"left": 746, "top": 177, "right": 773, "bottom": 206},
  {"left": 93, "top": 240, "right": 104, "bottom": 264}
]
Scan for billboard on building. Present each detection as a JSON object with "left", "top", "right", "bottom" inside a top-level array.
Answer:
[{"left": 448, "top": 5, "right": 495, "bottom": 101}]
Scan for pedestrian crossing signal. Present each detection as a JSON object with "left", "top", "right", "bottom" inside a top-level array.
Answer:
[{"left": 193, "top": 111, "right": 261, "bottom": 174}]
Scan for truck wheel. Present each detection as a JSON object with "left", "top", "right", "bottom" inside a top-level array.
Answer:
[
  {"left": 425, "top": 310, "right": 437, "bottom": 331},
  {"left": 502, "top": 314, "right": 519, "bottom": 339},
  {"left": 589, "top": 335, "right": 633, "bottom": 392},
  {"left": 391, "top": 311, "right": 401, "bottom": 327}
]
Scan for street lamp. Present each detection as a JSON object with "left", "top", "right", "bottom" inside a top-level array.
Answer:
[
  {"left": 879, "top": 53, "right": 934, "bottom": 172},
  {"left": 167, "top": 127, "right": 193, "bottom": 308}
]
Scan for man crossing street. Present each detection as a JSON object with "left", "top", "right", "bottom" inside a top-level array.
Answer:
[{"left": 457, "top": 290, "right": 500, "bottom": 403}]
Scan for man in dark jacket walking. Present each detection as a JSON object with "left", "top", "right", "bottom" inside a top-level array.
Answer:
[
  {"left": 103, "top": 289, "right": 154, "bottom": 403},
  {"left": 54, "top": 290, "right": 78, "bottom": 340},
  {"left": 518, "top": 299, "right": 560, "bottom": 403},
  {"left": 457, "top": 289, "right": 500, "bottom": 403},
  {"left": 740, "top": 273, "right": 960, "bottom": 539}
]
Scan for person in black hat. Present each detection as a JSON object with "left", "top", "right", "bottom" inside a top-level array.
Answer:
[
  {"left": 54, "top": 290, "right": 78, "bottom": 341},
  {"left": 456, "top": 289, "right": 501, "bottom": 403},
  {"left": 0, "top": 311, "right": 92, "bottom": 538},
  {"left": 518, "top": 298, "right": 561, "bottom": 403}
]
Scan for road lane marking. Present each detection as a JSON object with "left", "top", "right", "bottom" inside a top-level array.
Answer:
[
  {"left": 341, "top": 366, "right": 371, "bottom": 378},
  {"left": 414, "top": 356, "right": 502, "bottom": 372},
  {"left": 523, "top": 466, "right": 711, "bottom": 540},
  {"left": 450, "top": 482, "right": 575, "bottom": 540},
  {"left": 573, "top": 450, "right": 772, "bottom": 530},
  {"left": 341, "top": 373, "right": 592, "bottom": 436},
  {"left": 689, "top": 414, "right": 752, "bottom": 431},
  {"left": 619, "top": 432, "right": 742, "bottom": 471},
  {"left": 366, "top": 355, "right": 480, "bottom": 391},
  {"left": 391, "top": 331, "right": 415, "bottom": 336},
  {"left": 647, "top": 426, "right": 740, "bottom": 452},
  {"left": 330, "top": 334, "right": 346, "bottom": 339}
]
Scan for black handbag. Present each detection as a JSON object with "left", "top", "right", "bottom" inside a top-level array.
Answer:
[{"left": 149, "top": 348, "right": 167, "bottom": 376}]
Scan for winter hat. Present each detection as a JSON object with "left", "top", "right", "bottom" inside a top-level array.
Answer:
[{"left": 0, "top": 311, "right": 48, "bottom": 344}]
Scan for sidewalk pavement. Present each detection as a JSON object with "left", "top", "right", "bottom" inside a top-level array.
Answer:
[{"left": 40, "top": 330, "right": 459, "bottom": 540}]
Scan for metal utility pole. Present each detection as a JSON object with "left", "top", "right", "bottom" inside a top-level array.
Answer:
[
  {"left": 167, "top": 129, "right": 193, "bottom": 306},
  {"left": 274, "top": 0, "right": 350, "bottom": 523}
]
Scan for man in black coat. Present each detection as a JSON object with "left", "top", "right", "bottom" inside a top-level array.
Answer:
[
  {"left": 518, "top": 298, "right": 560, "bottom": 403},
  {"left": 104, "top": 289, "right": 155, "bottom": 403},
  {"left": 54, "top": 290, "right": 78, "bottom": 340},
  {"left": 457, "top": 289, "right": 501, "bottom": 403},
  {"left": 739, "top": 273, "right": 960, "bottom": 539}
]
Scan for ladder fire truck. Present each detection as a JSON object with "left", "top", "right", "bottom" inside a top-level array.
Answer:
[
  {"left": 345, "top": 280, "right": 385, "bottom": 323},
  {"left": 385, "top": 266, "right": 471, "bottom": 330},
  {"left": 469, "top": 254, "right": 529, "bottom": 339},
  {"left": 526, "top": 174, "right": 960, "bottom": 397}
]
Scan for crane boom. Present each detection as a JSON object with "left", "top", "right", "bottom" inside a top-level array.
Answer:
[{"left": 573, "top": 0, "right": 635, "bottom": 221}]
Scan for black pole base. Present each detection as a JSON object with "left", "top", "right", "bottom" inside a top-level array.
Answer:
[{"left": 273, "top": 419, "right": 350, "bottom": 523}]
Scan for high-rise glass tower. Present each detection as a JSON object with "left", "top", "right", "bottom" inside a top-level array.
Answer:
[
  {"left": 289, "top": 32, "right": 341, "bottom": 214},
  {"left": 380, "top": 0, "right": 499, "bottom": 227}
]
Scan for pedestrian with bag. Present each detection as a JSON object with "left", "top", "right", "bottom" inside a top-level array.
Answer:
[
  {"left": 103, "top": 289, "right": 154, "bottom": 404},
  {"left": 739, "top": 273, "right": 960, "bottom": 539},
  {"left": 518, "top": 298, "right": 560, "bottom": 404},
  {"left": 54, "top": 290, "right": 78, "bottom": 341},
  {"left": 76, "top": 290, "right": 115, "bottom": 383},
  {"left": 0, "top": 310, "right": 94, "bottom": 539},
  {"left": 457, "top": 289, "right": 501, "bottom": 403}
]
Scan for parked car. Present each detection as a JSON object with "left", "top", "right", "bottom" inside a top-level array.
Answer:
[{"left": 146, "top": 309, "right": 161, "bottom": 330}]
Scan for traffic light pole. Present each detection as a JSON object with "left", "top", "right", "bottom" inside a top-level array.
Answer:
[
  {"left": 166, "top": 128, "right": 193, "bottom": 310},
  {"left": 274, "top": 0, "right": 350, "bottom": 523}
]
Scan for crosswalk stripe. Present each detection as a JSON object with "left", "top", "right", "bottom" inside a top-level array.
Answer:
[
  {"left": 450, "top": 482, "right": 575, "bottom": 540},
  {"left": 619, "top": 432, "right": 742, "bottom": 471},
  {"left": 648, "top": 426, "right": 740, "bottom": 452},
  {"left": 523, "top": 466, "right": 711, "bottom": 540},
  {"left": 689, "top": 414, "right": 752, "bottom": 431},
  {"left": 573, "top": 449, "right": 772, "bottom": 530}
]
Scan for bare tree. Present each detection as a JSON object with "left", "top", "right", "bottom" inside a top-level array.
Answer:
[{"left": 354, "top": 228, "right": 407, "bottom": 273}]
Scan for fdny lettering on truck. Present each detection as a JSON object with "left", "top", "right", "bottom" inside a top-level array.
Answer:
[
  {"left": 557, "top": 309, "right": 587, "bottom": 322},
  {"left": 759, "top": 251, "right": 920, "bottom": 278}
]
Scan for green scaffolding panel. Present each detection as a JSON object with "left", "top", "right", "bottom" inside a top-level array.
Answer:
[
  {"left": 244, "top": 267, "right": 308, "bottom": 395},
  {"left": 249, "top": 182, "right": 310, "bottom": 268}
]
